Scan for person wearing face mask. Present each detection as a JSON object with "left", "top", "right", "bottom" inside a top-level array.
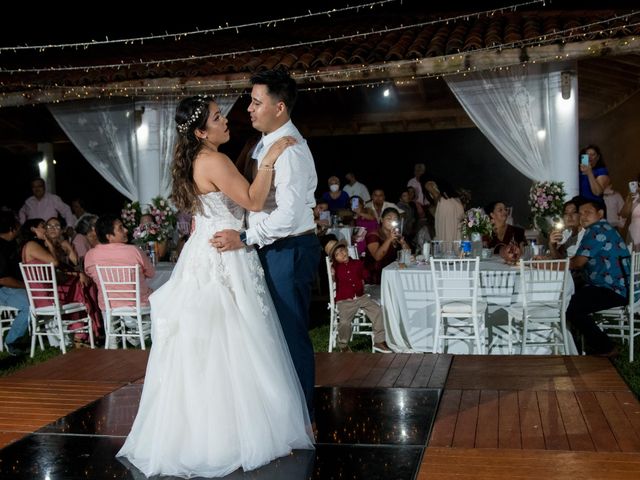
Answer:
[{"left": 321, "top": 175, "right": 350, "bottom": 214}]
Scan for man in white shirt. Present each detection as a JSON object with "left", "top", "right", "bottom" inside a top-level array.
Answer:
[
  {"left": 213, "top": 68, "right": 320, "bottom": 422},
  {"left": 18, "top": 178, "right": 76, "bottom": 226},
  {"left": 343, "top": 172, "right": 370, "bottom": 203}
]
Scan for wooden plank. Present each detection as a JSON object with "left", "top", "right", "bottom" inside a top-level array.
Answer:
[
  {"left": 475, "top": 390, "right": 499, "bottom": 449},
  {"left": 429, "top": 389, "right": 461, "bottom": 447},
  {"left": 595, "top": 391, "right": 640, "bottom": 452},
  {"left": 452, "top": 390, "right": 480, "bottom": 448},
  {"left": 575, "top": 391, "right": 619, "bottom": 452},
  {"left": 393, "top": 353, "right": 424, "bottom": 387},
  {"left": 314, "top": 352, "right": 346, "bottom": 385},
  {"left": 0, "top": 432, "right": 26, "bottom": 449},
  {"left": 498, "top": 391, "right": 521, "bottom": 449},
  {"left": 518, "top": 390, "right": 546, "bottom": 450},
  {"left": 409, "top": 354, "right": 437, "bottom": 388},
  {"left": 9, "top": 349, "right": 149, "bottom": 383},
  {"left": 555, "top": 391, "right": 595, "bottom": 451},
  {"left": 427, "top": 354, "right": 452, "bottom": 389},
  {"left": 347, "top": 353, "right": 383, "bottom": 386},
  {"left": 360, "top": 353, "right": 396, "bottom": 387},
  {"left": 377, "top": 354, "right": 409, "bottom": 387},
  {"left": 329, "top": 352, "right": 369, "bottom": 386},
  {"left": 536, "top": 391, "right": 570, "bottom": 450},
  {"left": 419, "top": 447, "right": 640, "bottom": 480},
  {"left": 615, "top": 391, "right": 640, "bottom": 437}
]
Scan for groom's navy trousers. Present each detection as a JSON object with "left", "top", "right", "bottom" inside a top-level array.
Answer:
[{"left": 258, "top": 232, "right": 320, "bottom": 420}]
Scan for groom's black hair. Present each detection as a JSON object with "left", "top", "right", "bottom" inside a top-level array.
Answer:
[{"left": 250, "top": 67, "right": 298, "bottom": 114}]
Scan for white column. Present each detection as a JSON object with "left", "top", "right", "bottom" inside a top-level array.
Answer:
[
  {"left": 135, "top": 103, "right": 162, "bottom": 207},
  {"left": 36, "top": 142, "right": 55, "bottom": 193},
  {"left": 546, "top": 62, "right": 579, "bottom": 199}
]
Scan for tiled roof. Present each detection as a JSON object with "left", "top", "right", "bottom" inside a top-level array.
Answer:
[{"left": 0, "top": 9, "right": 638, "bottom": 96}]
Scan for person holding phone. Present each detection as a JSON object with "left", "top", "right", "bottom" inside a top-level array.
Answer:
[
  {"left": 579, "top": 144, "right": 610, "bottom": 201},
  {"left": 620, "top": 174, "right": 640, "bottom": 250}
]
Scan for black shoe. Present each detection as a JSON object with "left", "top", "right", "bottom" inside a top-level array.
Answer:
[{"left": 4, "top": 342, "right": 26, "bottom": 357}]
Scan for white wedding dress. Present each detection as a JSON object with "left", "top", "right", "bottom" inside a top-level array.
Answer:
[{"left": 117, "top": 192, "right": 314, "bottom": 478}]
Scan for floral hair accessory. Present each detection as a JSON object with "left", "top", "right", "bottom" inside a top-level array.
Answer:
[{"left": 176, "top": 100, "right": 207, "bottom": 134}]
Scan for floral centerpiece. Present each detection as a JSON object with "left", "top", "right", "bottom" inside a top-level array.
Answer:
[
  {"left": 528, "top": 181, "right": 566, "bottom": 237},
  {"left": 461, "top": 207, "right": 493, "bottom": 239},
  {"left": 123, "top": 197, "right": 177, "bottom": 262},
  {"left": 121, "top": 201, "right": 142, "bottom": 233}
]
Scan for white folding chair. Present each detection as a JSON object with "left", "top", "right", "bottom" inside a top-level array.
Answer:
[
  {"left": 96, "top": 265, "right": 151, "bottom": 350},
  {"left": 596, "top": 251, "right": 640, "bottom": 362},
  {"left": 325, "top": 256, "right": 373, "bottom": 352},
  {"left": 430, "top": 257, "right": 486, "bottom": 354},
  {"left": 506, "top": 258, "right": 570, "bottom": 355},
  {"left": 0, "top": 306, "right": 19, "bottom": 351},
  {"left": 19, "top": 263, "right": 94, "bottom": 357}
]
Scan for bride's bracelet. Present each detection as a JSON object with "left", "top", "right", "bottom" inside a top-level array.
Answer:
[{"left": 258, "top": 164, "right": 274, "bottom": 172}]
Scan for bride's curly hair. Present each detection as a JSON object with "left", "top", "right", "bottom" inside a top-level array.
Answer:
[{"left": 171, "top": 95, "right": 215, "bottom": 213}]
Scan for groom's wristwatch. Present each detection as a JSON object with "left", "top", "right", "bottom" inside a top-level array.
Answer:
[{"left": 239, "top": 231, "right": 247, "bottom": 245}]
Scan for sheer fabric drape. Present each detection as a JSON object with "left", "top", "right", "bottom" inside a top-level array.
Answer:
[
  {"left": 446, "top": 65, "right": 554, "bottom": 181},
  {"left": 49, "top": 95, "right": 238, "bottom": 201}
]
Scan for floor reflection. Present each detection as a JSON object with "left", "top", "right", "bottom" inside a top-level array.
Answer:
[{"left": 0, "top": 385, "right": 441, "bottom": 479}]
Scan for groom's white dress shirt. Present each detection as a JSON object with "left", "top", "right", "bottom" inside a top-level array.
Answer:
[{"left": 245, "top": 120, "right": 317, "bottom": 248}]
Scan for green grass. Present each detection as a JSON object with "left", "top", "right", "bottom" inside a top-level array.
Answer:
[{"left": 0, "top": 346, "right": 63, "bottom": 377}]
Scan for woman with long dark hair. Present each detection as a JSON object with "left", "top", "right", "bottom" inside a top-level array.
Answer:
[
  {"left": 117, "top": 95, "right": 313, "bottom": 477},
  {"left": 579, "top": 144, "right": 610, "bottom": 201}
]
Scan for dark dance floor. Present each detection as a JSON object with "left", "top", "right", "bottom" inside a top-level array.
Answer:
[{"left": 0, "top": 384, "right": 441, "bottom": 479}]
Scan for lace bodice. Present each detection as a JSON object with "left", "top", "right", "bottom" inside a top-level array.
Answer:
[{"left": 194, "top": 191, "right": 245, "bottom": 232}]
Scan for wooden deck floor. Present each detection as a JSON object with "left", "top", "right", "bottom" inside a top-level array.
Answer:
[
  {"left": 1, "top": 350, "right": 639, "bottom": 479},
  {"left": 0, "top": 349, "right": 148, "bottom": 448}
]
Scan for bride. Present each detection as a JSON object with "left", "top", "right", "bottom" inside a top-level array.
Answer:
[{"left": 117, "top": 95, "right": 314, "bottom": 478}]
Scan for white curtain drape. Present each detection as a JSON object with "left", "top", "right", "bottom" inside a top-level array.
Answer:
[
  {"left": 446, "top": 65, "right": 554, "bottom": 181},
  {"left": 50, "top": 99, "right": 139, "bottom": 199},
  {"left": 49, "top": 95, "right": 239, "bottom": 202}
]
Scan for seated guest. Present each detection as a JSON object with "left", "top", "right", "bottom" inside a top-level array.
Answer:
[
  {"left": 21, "top": 218, "right": 102, "bottom": 344},
  {"left": 364, "top": 207, "right": 410, "bottom": 284},
  {"left": 351, "top": 196, "right": 377, "bottom": 255},
  {"left": 365, "top": 189, "right": 404, "bottom": 223},
  {"left": 484, "top": 200, "right": 525, "bottom": 256},
  {"left": 343, "top": 172, "right": 370, "bottom": 203},
  {"left": 19, "top": 178, "right": 76, "bottom": 227},
  {"left": 73, "top": 214, "right": 99, "bottom": 262},
  {"left": 84, "top": 214, "right": 155, "bottom": 312},
  {"left": 321, "top": 176, "right": 350, "bottom": 214},
  {"left": 44, "top": 217, "right": 79, "bottom": 268},
  {"left": 0, "top": 211, "right": 30, "bottom": 356},
  {"left": 549, "top": 197, "right": 583, "bottom": 259},
  {"left": 326, "top": 239, "right": 391, "bottom": 353},
  {"left": 566, "top": 199, "right": 631, "bottom": 356}
]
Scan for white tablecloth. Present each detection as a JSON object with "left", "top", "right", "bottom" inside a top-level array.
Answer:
[
  {"left": 380, "top": 258, "right": 577, "bottom": 355},
  {"left": 147, "top": 261, "right": 175, "bottom": 291}
]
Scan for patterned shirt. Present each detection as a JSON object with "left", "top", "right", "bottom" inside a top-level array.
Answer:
[{"left": 576, "top": 220, "right": 630, "bottom": 298}]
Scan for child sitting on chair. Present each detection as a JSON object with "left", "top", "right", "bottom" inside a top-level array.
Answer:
[{"left": 325, "top": 239, "right": 392, "bottom": 353}]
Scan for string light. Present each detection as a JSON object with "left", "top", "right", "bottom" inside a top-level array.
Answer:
[
  {"left": 2, "top": 14, "right": 639, "bottom": 106},
  {"left": 0, "top": 0, "right": 400, "bottom": 53},
  {"left": 0, "top": 0, "right": 551, "bottom": 74}
]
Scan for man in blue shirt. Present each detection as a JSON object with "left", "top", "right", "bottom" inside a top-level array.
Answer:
[{"left": 567, "top": 198, "right": 630, "bottom": 356}]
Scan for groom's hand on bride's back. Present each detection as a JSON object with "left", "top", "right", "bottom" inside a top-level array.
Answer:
[{"left": 211, "top": 230, "right": 243, "bottom": 252}]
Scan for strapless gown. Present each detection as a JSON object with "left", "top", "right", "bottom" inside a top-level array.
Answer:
[{"left": 117, "top": 191, "right": 314, "bottom": 478}]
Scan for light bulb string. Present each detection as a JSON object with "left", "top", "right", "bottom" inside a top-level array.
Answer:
[
  {"left": 0, "top": 0, "right": 555, "bottom": 73},
  {"left": 5, "top": 15, "right": 637, "bottom": 93},
  {"left": 0, "top": 0, "right": 400, "bottom": 53}
]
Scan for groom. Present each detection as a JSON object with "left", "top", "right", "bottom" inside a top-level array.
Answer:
[{"left": 213, "top": 68, "right": 320, "bottom": 420}]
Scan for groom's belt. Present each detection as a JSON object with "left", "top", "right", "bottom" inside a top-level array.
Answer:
[{"left": 282, "top": 228, "right": 316, "bottom": 239}]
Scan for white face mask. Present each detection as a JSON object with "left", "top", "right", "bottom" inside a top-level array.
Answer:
[{"left": 329, "top": 184, "right": 339, "bottom": 192}]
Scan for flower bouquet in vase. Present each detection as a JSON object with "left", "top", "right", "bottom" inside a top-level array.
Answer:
[
  {"left": 528, "top": 181, "right": 566, "bottom": 240},
  {"left": 461, "top": 207, "right": 493, "bottom": 258}
]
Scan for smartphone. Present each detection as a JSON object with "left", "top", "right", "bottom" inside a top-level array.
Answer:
[
  {"left": 580, "top": 154, "right": 589, "bottom": 166},
  {"left": 350, "top": 197, "right": 359, "bottom": 210},
  {"left": 630, "top": 181, "right": 639, "bottom": 194}
]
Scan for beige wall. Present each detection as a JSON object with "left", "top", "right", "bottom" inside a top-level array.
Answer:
[{"left": 580, "top": 92, "right": 640, "bottom": 195}]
